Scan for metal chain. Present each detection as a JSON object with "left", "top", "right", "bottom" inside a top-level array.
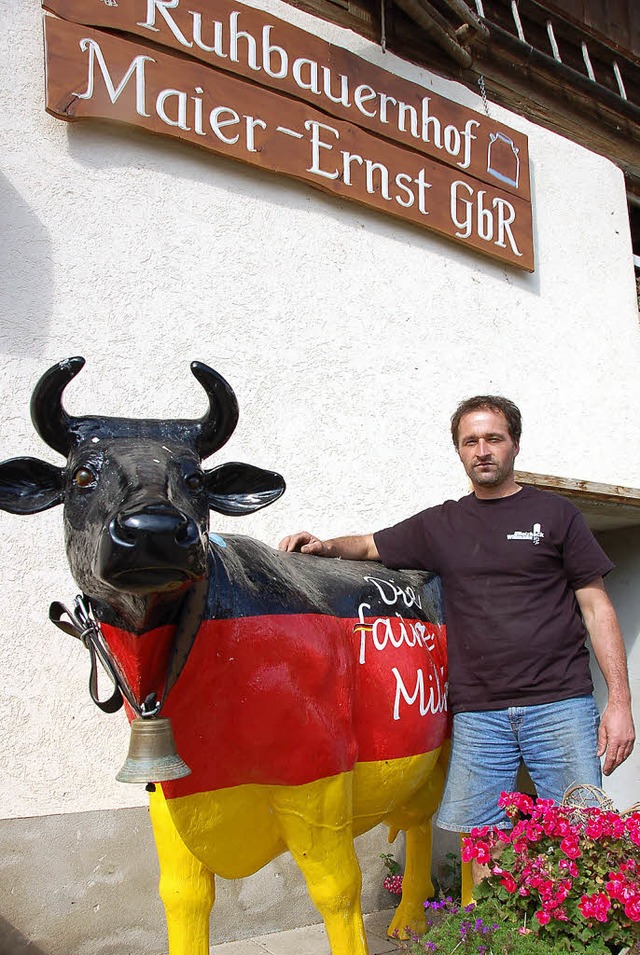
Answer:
[
  {"left": 477, "top": 75, "right": 491, "bottom": 116},
  {"left": 380, "top": 0, "right": 387, "bottom": 54}
]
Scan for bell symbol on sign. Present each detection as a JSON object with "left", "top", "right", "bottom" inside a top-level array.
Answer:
[{"left": 487, "top": 132, "right": 520, "bottom": 189}]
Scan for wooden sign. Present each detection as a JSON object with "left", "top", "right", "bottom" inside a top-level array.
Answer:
[
  {"left": 43, "top": 5, "right": 534, "bottom": 270},
  {"left": 43, "top": 0, "right": 530, "bottom": 203}
]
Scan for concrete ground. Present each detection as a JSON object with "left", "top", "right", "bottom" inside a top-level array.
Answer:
[{"left": 211, "top": 909, "right": 403, "bottom": 954}]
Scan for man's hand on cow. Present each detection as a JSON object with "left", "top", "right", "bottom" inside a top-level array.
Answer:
[
  {"left": 278, "top": 532, "right": 329, "bottom": 555},
  {"left": 597, "top": 703, "right": 636, "bottom": 776},
  {"left": 278, "top": 533, "right": 380, "bottom": 562}
]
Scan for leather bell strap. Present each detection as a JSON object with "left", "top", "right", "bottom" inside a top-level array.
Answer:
[
  {"left": 49, "top": 596, "right": 124, "bottom": 714},
  {"left": 48, "top": 576, "right": 209, "bottom": 718}
]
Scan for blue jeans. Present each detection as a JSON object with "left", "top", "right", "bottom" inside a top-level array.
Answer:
[{"left": 436, "top": 695, "right": 602, "bottom": 832}]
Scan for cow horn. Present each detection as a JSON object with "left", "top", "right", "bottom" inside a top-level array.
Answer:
[
  {"left": 189, "top": 362, "right": 239, "bottom": 459},
  {"left": 30, "top": 356, "right": 86, "bottom": 457},
  {"left": 30, "top": 358, "right": 239, "bottom": 460}
]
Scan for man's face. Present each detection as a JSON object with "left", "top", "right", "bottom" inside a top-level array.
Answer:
[{"left": 456, "top": 409, "right": 519, "bottom": 491}]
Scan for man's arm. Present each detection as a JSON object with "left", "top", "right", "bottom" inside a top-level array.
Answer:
[
  {"left": 278, "top": 531, "right": 380, "bottom": 561},
  {"left": 575, "top": 578, "right": 635, "bottom": 776}
]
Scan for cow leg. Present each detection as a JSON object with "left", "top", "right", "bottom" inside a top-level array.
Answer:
[
  {"left": 269, "top": 773, "right": 369, "bottom": 955},
  {"left": 459, "top": 834, "right": 475, "bottom": 906},
  {"left": 386, "top": 820, "right": 432, "bottom": 939},
  {"left": 382, "top": 746, "right": 449, "bottom": 939},
  {"left": 148, "top": 787, "right": 215, "bottom": 955}
]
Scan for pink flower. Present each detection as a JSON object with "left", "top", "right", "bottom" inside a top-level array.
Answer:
[
  {"left": 383, "top": 874, "right": 403, "bottom": 895},
  {"left": 579, "top": 892, "right": 611, "bottom": 923},
  {"left": 606, "top": 871, "right": 629, "bottom": 902},
  {"left": 560, "top": 836, "right": 582, "bottom": 859},
  {"left": 461, "top": 838, "right": 475, "bottom": 864},
  {"left": 624, "top": 897, "right": 640, "bottom": 922},
  {"left": 627, "top": 827, "right": 640, "bottom": 847},
  {"left": 461, "top": 838, "right": 492, "bottom": 865},
  {"left": 500, "top": 872, "right": 517, "bottom": 893},
  {"left": 585, "top": 817, "right": 604, "bottom": 839},
  {"left": 606, "top": 814, "right": 626, "bottom": 838},
  {"left": 470, "top": 826, "right": 489, "bottom": 839},
  {"left": 579, "top": 895, "right": 593, "bottom": 919},
  {"left": 551, "top": 818, "right": 572, "bottom": 837},
  {"left": 500, "top": 791, "right": 534, "bottom": 815},
  {"left": 460, "top": 790, "right": 640, "bottom": 941},
  {"left": 474, "top": 841, "right": 492, "bottom": 865},
  {"left": 533, "top": 877, "right": 554, "bottom": 898},
  {"left": 535, "top": 799, "right": 556, "bottom": 812},
  {"left": 558, "top": 858, "right": 579, "bottom": 877}
]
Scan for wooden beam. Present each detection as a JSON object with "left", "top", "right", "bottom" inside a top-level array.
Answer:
[
  {"left": 285, "top": 0, "right": 640, "bottom": 189},
  {"left": 515, "top": 470, "right": 640, "bottom": 507}
]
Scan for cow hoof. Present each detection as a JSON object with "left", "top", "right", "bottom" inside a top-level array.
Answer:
[{"left": 387, "top": 905, "right": 427, "bottom": 939}]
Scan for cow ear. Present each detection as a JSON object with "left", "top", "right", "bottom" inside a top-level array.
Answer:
[
  {"left": 0, "top": 457, "right": 65, "bottom": 514},
  {"left": 203, "top": 462, "right": 285, "bottom": 515}
]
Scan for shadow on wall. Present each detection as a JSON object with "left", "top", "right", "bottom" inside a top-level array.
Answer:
[
  {"left": 64, "top": 121, "right": 540, "bottom": 296},
  {"left": 596, "top": 525, "right": 640, "bottom": 658},
  {"left": 591, "top": 525, "right": 640, "bottom": 809},
  {"left": 0, "top": 174, "right": 52, "bottom": 356},
  {"left": 0, "top": 915, "right": 49, "bottom": 955}
]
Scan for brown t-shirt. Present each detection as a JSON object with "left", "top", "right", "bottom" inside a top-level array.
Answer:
[{"left": 374, "top": 486, "right": 614, "bottom": 714}]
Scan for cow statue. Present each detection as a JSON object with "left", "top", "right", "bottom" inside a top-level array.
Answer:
[{"left": 0, "top": 358, "right": 451, "bottom": 955}]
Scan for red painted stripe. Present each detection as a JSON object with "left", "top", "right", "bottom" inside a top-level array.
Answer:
[{"left": 102, "top": 614, "right": 448, "bottom": 797}]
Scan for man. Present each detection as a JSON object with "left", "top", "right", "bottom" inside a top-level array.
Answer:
[{"left": 279, "top": 395, "right": 635, "bottom": 840}]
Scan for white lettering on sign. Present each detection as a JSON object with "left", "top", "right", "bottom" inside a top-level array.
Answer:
[
  {"left": 73, "top": 41, "right": 268, "bottom": 152},
  {"left": 305, "top": 120, "right": 340, "bottom": 180},
  {"left": 156, "top": 86, "right": 189, "bottom": 128},
  {"left": 135, "top": 0, "right": 484, "bottom": 170},
  {"left": 263, "top": 25, "right": 287, "bottom": 80},
  {"left": 138, "top": 0, "right": 192, "bottom": 47},
  {"left": 74, "top": 38, "right": 153, "bottom": 117},
  {"left": 363, "top": 576, "right": 423, "bottom": 610},
  {"left": 305, "top": 119, "right": 433, "bottom": 214},
  {"left": 49, "top": 24, "right": 530, "bottom": 268},
  {"left": 191, "top": 14, "right": 226, "bottom": 57},
  {"left": 229, "top": 11, "right": 261, "bottom": 72},
  {"left": 450, "top": 180, "right": 523, "bottom": 257},
  {"left": 421, "top": 98, "right": 479, "bottom": 170},
  {"left": 356, "top": 602, "right": 436, "bottom": 665},
  {"left": 352, "top": 573, "right": 447, "bottom": 722},
  {"left": 391, "top": 666, "right": 447, "bottom": 720}
]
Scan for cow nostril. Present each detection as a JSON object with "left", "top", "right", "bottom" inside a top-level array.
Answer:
[
  {"left": 175, "top": 520, "right": 199, "bottom": 546},
  {"left": 110, "top": 508, "right": 200, "bottom": 548},
  {"left": 110, "top": 515, "right": 137, "bottom": 547}
]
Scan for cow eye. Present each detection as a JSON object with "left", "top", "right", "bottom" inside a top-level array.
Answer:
[
  {"left": 185, "top": 471, "right": 204, "bottom": 491},
  {"left": 73, "top": 467, "right": 97, "bottom": 489}
]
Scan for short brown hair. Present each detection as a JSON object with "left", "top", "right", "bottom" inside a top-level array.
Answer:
[{"left": 451, "top": 396, "right": 522, "bottom": 447}]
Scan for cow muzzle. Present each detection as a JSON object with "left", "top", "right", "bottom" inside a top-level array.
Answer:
[{"left": 96, "top": 503, "right": 207, "bottom": 593}]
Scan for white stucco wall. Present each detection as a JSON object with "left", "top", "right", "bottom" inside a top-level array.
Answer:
[{"left": 1, "top": 0, "right": 639, "bottom": 823}]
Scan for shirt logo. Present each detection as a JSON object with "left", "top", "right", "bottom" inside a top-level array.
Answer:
[{"left": 506, "top": 522, "right": 544, "bottom": 545}]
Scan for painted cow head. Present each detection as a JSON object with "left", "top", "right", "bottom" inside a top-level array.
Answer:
[{"left": 0, "top": 358, "right": 285, "bottom": 626}]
